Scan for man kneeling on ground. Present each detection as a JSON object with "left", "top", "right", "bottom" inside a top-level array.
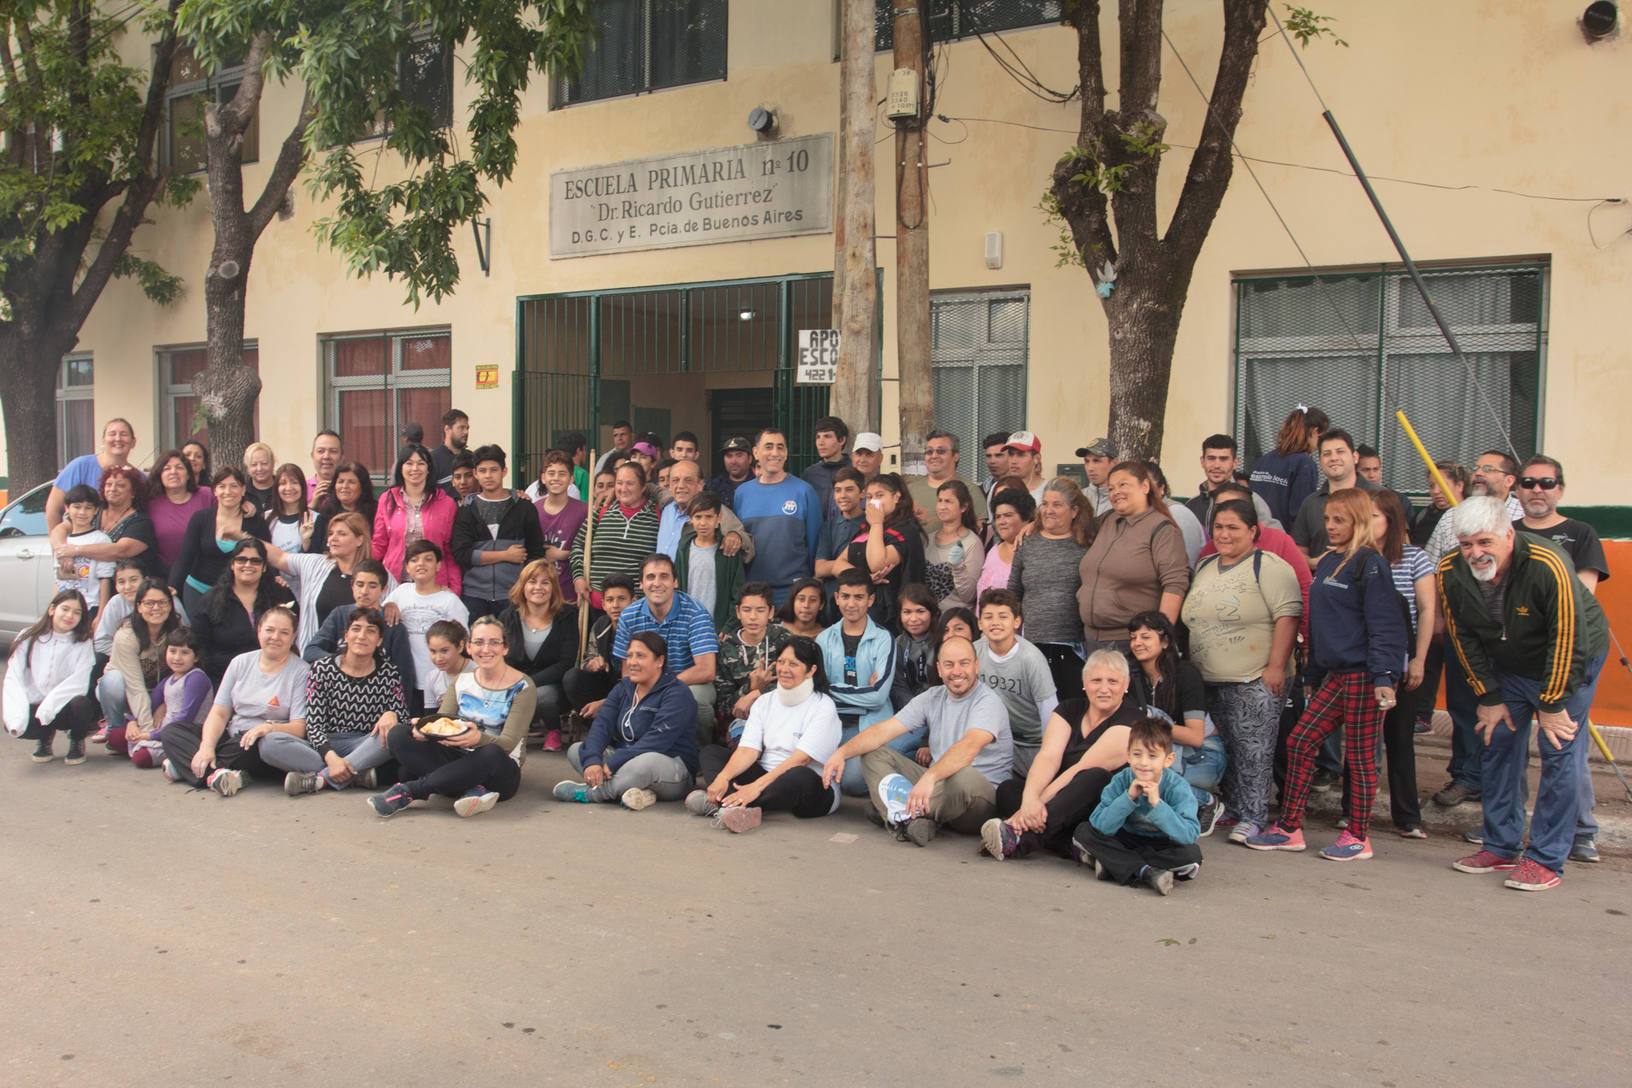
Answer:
[{"left": 821, "top": 636, "right": 1013, "bottom": 846}]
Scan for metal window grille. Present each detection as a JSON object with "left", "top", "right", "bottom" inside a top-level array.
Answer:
[
  {"left": 56, "top": 355, "right": 95, "bottom": 470},
  {"left": 929, "top": 289, "right": 1029, "bottom": 488},
  {"left": 515, "top": 274, "right": 860, "bottom": 485},
  {"left": 555, "top": 0, "right": 727, "bottom": 107},
  {"left": 1233, "top": 262, "right": 1546, "bottom": 496},
  {"left": 875, "top": 0, "right": 1061, "bottom": 50},
  {"left": 322, "top": 329, "right": 452, "bottom": 479},
  {"left": 157, "top": 343, "right": 261, "bottom": 450}
]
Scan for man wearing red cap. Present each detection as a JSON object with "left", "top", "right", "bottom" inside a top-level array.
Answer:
[{"left": 1004, "top": 431, "right": 1045, "bottom": 501}]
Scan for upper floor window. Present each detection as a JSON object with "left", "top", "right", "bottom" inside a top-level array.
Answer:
[
  {"left": 554, "top": 0, "right": 727, "bottom": 107},
  {"left": 57, "top": 355, "right": 95, "bottom": 470},
  {"left": 875, "top": 0, "right": 1061, "bottom": 50},
  {"left": 346, "top": 30, "right": 456, "bottom": 143},
  {"left": 164, "top": 46, "right": 259, "bottom": 173}
]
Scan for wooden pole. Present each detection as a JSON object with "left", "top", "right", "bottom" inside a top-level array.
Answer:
[
  {"left": 576, "top": 448, "right": 596, "bottom": 664},
  {"left": 892, "top": 0, "right": 932, "bottom": 475},
  {"left": 833, "top": 0, "right": 879, "bottom": 432}
]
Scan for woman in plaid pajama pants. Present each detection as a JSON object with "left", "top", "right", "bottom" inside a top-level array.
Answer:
[{"left": 1246, "top": 487, "right": 1408, "bottom": 861}]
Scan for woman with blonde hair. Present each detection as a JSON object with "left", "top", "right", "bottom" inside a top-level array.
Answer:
[
  {"left": 242, "top": 442, "right": 279, "bottom": 514},
  {"left": 1006, "top": 477, "right": 1095, "bottom": 700},
  {"left": 1245, "top": 487, "right": 1407, "bottom": 861},
  {"left": 499, "top": 556, "right": 579, "bottom": 751},
  {"left": 265, "top": 511, "right": 388, "bottom": 653}
]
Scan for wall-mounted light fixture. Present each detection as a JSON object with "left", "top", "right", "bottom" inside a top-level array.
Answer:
[
  {"left": 748, "top": 106, "right": 777, "bottom": 138},
  {"left": 1582, "top": 1, "right": 1619, "bottom": 41},
  {"left": 738, "top": 308, "right": 756, "bottom": 322}
]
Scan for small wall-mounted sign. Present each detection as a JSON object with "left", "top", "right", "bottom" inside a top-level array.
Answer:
[
  {"left": 797, "top": 329, "right": 840, "bottom": 385},
  {"left": 475, "top": 365, "right": 499, "bottom": 389}
]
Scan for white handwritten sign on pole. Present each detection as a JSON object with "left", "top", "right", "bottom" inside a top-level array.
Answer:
[
  {"left": 797, "top": 329, "right": 840, "bottom": 385},
  {"left": 550, "top": 134, "right": 834, "bottom": 258}
]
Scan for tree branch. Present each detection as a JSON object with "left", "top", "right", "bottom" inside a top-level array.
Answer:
[
  {"left": 247, "top": 87, "right": 314, "bottom": 238},
  {"left": 1107, "top": 0, "right": 1166, "bottom": 263}
]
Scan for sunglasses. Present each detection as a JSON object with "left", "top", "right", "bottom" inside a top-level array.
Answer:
[{"left": 1518, "top": 477, "right": 1560, "bottom": 490}]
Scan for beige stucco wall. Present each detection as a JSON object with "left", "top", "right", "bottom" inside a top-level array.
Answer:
[{"left": 70, "top": 1, "right": 1632, "bottom": 500}]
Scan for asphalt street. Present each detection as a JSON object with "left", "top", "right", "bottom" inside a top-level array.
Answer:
[{"left": 4, "top": 738, "right": 1629, "bottom": 1088}]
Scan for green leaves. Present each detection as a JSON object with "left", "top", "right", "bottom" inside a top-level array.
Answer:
[{"left": 1283, "top": 5, "right": 1348, "bottom": 49}]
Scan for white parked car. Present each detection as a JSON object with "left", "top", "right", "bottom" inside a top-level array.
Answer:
[{"left": 0, "top": 483, "right": 58, "bottom": 644}]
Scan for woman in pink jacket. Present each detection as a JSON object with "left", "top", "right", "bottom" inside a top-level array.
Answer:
[{"left": 373, "top": 444, "right": 462, "bottom": 595}]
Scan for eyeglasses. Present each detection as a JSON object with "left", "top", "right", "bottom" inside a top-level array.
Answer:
[
  {"left": 1518, "top": 477, "right": 1559, "bottom": 490},
  {"left": 1473, "top": 464, "right": 1509, "bottom": 475},
  {"left": 232, "top": 556, "right": 266, "bottom": 566},
  {"left": 138, "top": 598, "right": 170, "bottom": 609},
  {"left": 468, "top": 639, "right": 505, "bottom": 649}
]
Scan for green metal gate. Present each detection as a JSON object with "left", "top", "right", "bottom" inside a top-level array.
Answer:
[{"left": 515, "top": 272, "right": 864, "bottom": 484}]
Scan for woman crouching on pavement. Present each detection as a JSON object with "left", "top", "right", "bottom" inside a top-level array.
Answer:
[
  {"left": 367, "top": 615, "right": 534, "bottom": 819},
  {"left": 685, "top": 636, "right": 843, "bottom": 832},
  {"left": 553, "top": 632, "right": 699, "bottom": 811}
]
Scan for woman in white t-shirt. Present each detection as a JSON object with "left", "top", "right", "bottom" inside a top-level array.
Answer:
[{"left": 684, "top": 636, "right": 843, "bottom": 832}]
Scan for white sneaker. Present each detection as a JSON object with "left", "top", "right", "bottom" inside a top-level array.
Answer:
[
  {"left": 620, "top": 787, "right": 659, "bottom": 811},
  {"left": 877, "top": 773, "right": 913, "bottom": 826}
]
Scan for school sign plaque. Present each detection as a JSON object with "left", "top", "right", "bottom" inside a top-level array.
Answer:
[{"left": 550, "top": 134, "right": 834, "bottom": 258}]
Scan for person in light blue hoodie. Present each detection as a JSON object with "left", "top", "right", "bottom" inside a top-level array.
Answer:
[{"left": 816, "top": 570, "right": 902, "bottom": 795}]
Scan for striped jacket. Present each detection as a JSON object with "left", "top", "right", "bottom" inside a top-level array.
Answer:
[
  {"left": 1439, "top": 533, "right": 1608, "bottom": 713},
  {"left": 569, "top": 500, "right": 661, "bottom": 594}
]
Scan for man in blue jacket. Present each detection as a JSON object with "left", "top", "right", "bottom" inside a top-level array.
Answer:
[{"left": 733, "top": 428, "right": 822, "bottom": 607}]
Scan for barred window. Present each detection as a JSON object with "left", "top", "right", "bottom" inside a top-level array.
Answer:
[
  {"left": 554, "top": 0, "right": 727, "bottom": 106},
  {"left": 876, "top": 0, "right": 1061, "bottom": 50},
  {"left": 1233, "top": 263, "right": 1546, "bottom": 496},
  {"left": 930, "top": 289, "right": 1029, "bottom": 489}
]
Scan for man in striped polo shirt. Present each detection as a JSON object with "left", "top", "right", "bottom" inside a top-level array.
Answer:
[{"left": 614, "top": 554, "right": 721, "bottom": 744}]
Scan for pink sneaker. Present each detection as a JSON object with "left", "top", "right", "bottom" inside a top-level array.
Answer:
[
  {"left": 542, "top": 728, "right": 563, "bottom": 752},
  {"left": 1452, "top": 849, "right": 1518, "bottom": 874},
  {"left": 1243, "top": 824, "right": 1306, "bottom": 851},
  {"left": 1504, "top": 857, "right": 1561, "bottom": 892},
  {"left": 1319, "top": 831, "right": 1373, "bottom": 861}
]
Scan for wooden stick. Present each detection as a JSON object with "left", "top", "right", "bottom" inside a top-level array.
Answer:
[{"left": 576, "top": 448, "right": 596, "bottom": 664}]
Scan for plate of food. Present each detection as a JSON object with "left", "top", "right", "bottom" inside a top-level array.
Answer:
[{"left": 419, "top": 717, "right": 472, "bottom": 739}]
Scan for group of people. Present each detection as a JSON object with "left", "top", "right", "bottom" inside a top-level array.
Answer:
[{"left": 6, "top": 404, "right": 1611, "bottom": 895}]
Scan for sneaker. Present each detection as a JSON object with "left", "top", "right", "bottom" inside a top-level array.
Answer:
[
  {"left": 65, "top": 737, "right": 87, "bottom": 765},
  {"left": 1172, "top": 862, "right": 1201, "bottom": 881},
  {"left": 542, "top": 728, "right": 563, "bottom": 752},
  {"left": 1398, "top": 826, "right": 1428, "bottom": 840},
  {"left": 1069, "top": 833, "right": 1095, "bottom": 869},
  {"left": 367, "top": 783, "right": 414, "bottom": 817},
  {"left": 1093, "top": 858, "right": 1112, "bottom": 882},
  {"left": 980, "top": 817, "right": 1020, "bottom": 860},
  {"left": 718, "top": 806, "right": 763, "bottom": 834},
  {"left": 1462, "top": 827, "right": 1484, "bottom": 845},
  {"left": 620, "top": 787, "right": 659, "bottom": 811},
  {"left": 1413, "top": 719, "right": 1433, "bottom": 735},
  {"left": 454, "top": 787, "right": 500, "bottom": 818},
  {"left": 162, "top": 758, "right": 183, "bottom": 783},
  {"left": 1244, "top": 824, "right": 1306, "bottom": 852},
  {"left": 1504, "top": 857, "right": 1562, "bottom": 892},
  {"left": 30, "top": 734, "right": 54, "bottom": 763},
  {"left": 91, "top": 725, "right": 109, "bottom": 744},
  {"left": 685, "top": 789, "right": 720, "bottom": 817},
  {"left": 1570, "top": 840, "right": 1601, "bottom": 864},
  {"left": 1215, "top": 813, "right": 1241, "bottom": 830},
  {"left": 284, "top": 771, "right": 321, "bottom": 796},
  {"left": 877, "top": 773, "right": 913, "bottom": 826},
  {"left": 1334, "top": 816, "right": 1350, "bottom": 830},
  {"left": 1319, "top": 831, "right": 1373, "bottom": 861},
  {"left": 903, "top": 817, "right": 938, "bottom": 847},
  {"left": 1433, "top": 782, "right": 1481, "bottom": 807},
  {"left": 1228, "top": 820, "right": 1260, "bottom": 845},
  {"left": 1451, "top": 848, "right": 1518, "bottom": 874},
  {"left": 1142, "top": 866, "right": 1175, "bottom": 896},
  {"left": 352, "top": 767, "right": 377, "bottom": 791},
  {"left": 1309, "top": 769, "right": 1340, "bottom": 793},
  {"left": 207, "top": 768, "right": 244, "bottom": 797},
  {"left": 1196, "top": 795, "right": 1222, "bottom": 838},
  {"left": 552, "top": 780, "right": 589, "bottom": 803}
]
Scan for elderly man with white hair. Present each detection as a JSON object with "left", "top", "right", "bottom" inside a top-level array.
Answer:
[{"left": 1439, "top": 496, "right": 1608, "bottom": 892}]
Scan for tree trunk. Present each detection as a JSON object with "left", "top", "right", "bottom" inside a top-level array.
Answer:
[
  {"left": 893, "top": 0, "right": 931, "bottom": 474},
  {"left": 1103, "top": 278, "right": 1184, "bottom": 459},
  {"left": 0, "top": 322, "right": 78, "bottom": 492},
  {"left": 832, "top": 0, "right": 877, "bottom": 432}
]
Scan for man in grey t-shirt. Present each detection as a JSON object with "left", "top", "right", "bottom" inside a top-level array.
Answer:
[
  {"left": 975, "top": 589, "right": 1058, "bottom": 776},
  {"left": 823, "top": 637, "right": 1012, "bottom": 843}
]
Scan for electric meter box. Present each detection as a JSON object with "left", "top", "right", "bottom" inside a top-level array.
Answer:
[{"left": 886, "top": 68, "right": 920, "bottom": 120}]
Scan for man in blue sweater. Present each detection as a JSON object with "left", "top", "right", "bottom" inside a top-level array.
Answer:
[{"left": 733, "top": 428, "right": 822, "bottom": 607}]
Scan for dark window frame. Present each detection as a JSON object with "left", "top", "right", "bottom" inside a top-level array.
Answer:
[{"left": 553, "top": 0, "right": 729, "bottom": 108}]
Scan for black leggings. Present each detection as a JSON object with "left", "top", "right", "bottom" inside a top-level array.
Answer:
[
  {"left": 698, "top": 744, "right": 836, "bottom": 818},
  {"left": 159, "top": 720, "right": 278, "bottom": 786},
  {"left": 1007, "top": 766, "right": 1117, "bottom": 857},
  {"left": 386, "top": 722, "right": 521, "bottom": 801},
  {"left": 1035, "top": 643, "right": 1086, "bottom": 702},
  {"left": 563, "top": 666, "right": 617, "bottom": 711},
  {"left": 21, "top": 696, "right": 101, "bottom": 741}
]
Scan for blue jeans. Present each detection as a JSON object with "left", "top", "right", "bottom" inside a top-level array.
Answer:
[
  {"left": 1515, "top": 655, "right": 1604, "bottom": 845},
  {"left": 1177, "top": 734, "right": 1227, "bottom": 805},
  {"left": 1444, "top": 654, "right": 1483, "bottom": 790},
  {"left": 836, "top": 723, "right": 921, "bottom": 797},
  {"left": 97, "top": 669, "right": 132, "bottom": 726},
  {"left": 1481, "top": 653, "right": 1604, "bottom": 872}
]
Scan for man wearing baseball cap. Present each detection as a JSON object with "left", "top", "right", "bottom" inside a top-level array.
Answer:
[
  {"left": 852, "top": 432, "right": 885, "bottom": 484},
  {"left": 1074, "top": 438, "right": 1116, "bottom": 514},
  {"left": 705, "top": 435, "right": 756, "bottom": 512},
  {"left": 1005, "top": 431, "right": 1045, "bottom": 501}
]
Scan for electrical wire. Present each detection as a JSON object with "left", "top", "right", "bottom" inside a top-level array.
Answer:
[{"left": 973, "top": 30, "right": 1076, "bottom": 103}]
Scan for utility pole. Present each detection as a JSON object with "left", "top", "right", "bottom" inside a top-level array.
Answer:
[
  {"left": 832, "top": 0, "right": 878, "bottom": 432},
  {"left": 892, "top": 0, "right": 931, "bottom": 474}
]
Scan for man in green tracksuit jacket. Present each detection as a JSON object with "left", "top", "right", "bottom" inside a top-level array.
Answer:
[{"left": 1439, "top": 497, "right": 1607, "bottom": 892}]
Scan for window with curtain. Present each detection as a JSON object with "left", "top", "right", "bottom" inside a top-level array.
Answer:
[
  {"left": 1233, "top": 263, "right": 1546, "bottom": 496},
  {"left": 554, "top": 0, "right": 727, "bottom": 106},
  {"left": 322, "top": 329, "right": 452, "bottom": 479},
  {"left": 158, "top": 344, "right": 261, "bottom": 451},
  {"left": 929, "top": 289, "right": 1029, "bottom": 488},
  {"left": 56, "top": 355, "right": 95, "bottom": 469}
]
